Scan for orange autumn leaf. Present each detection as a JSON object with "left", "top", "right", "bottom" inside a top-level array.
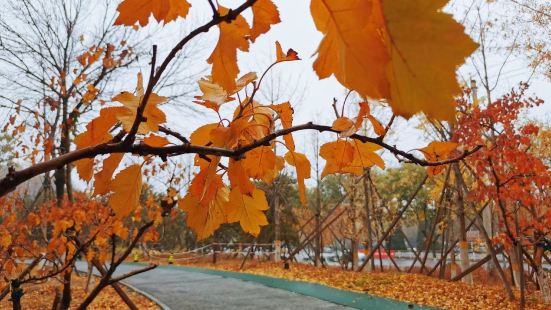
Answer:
[
  {"left": 275, "top": 41, "right": 300, "bottom": 62},
  {"left": 312, "top": 0, "right": 387, "bottom": 105},
  {"left": 143, "top": 134, "right": 170, "bottom": 147},
  {"left": 284, "top": 152, "right": 311, "bottom": 205},
  {"left": 419, "top": 141, "right": 458, "bottom": 175},
  {"left": 94, "top": 153, "right": 124, "bottom": 196},
  {"left": 270, "top": 102, "right": 295, "bottom": 151},
  {"left": 250, "top": 0, "right": 281, "bottom": 42},
  {"left": 108, "top": 165, "right": 142, "bottom": 218},
  {"left": 419, "top": 141, "right": 458, "bottom": 161},
  {"left": 311, "top": 0, "right": 478, "bottom": 120},
  {"left": 242, "top": 146, "right": 277, "bottom": 183},
  {"left": 265, "top": 155, "right": 285, "bottom": 184},
  {"left": 190, "top": 123, "right": 219, "bottom": 146},
  {"left": 195, "top": 77, "right": 230, "bottom": 109},
  {"left": 347, "top": 140, "right": 385, "bottom": 174},
  {"left": 381, "top": 0, "right": 478, "bottom": 120},
  {"left": 194, "top": 73, "right": 257, "bottom": 110},
  {"left": 320, "top": 139, "right": 384, "bottom": 177},
  {"left": 228, "top": 159, "right": 255, "bottom": 195},
  {"left": 207, "top": 5, "right": 250, "bottom": 92},
  {"left": 354, "top": 102, "right": 370, "bottom": 129},
  {"left": 113, "top": 73, "right": 167, "bottom": 134},
  {"left": 332, "top": 102, "right": 371, "bottom": 138},
  {"left": 190, "top": 123, "right": 221, "bottom": 167},
  {"left": 179, "top": 177, "right": 229, "bottom": 240},
  {"left": 226, "top": 187, "right": 269, "bottom": 236},
  {"left": 331, "top": 117, "right": 355, "bottom": 138},
  {"left": 188, "top": 158, "right": 221, "bottom": 204},
  {"left": 320, "top": 140, "right": 355, "bottom": 178},
  {"left": 114, "top": 0, "right": 191, "bottom": 27},
  {"left": 74, "top": 107, "right": 128, "bottom": 149},
  {"left": 367, "top": 115, "right": 385, "bottom": 136},
  {"left": 75, "top": 158, "right": 94, "bottom": 182}
]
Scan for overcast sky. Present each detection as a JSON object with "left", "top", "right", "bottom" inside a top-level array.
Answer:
[{"left": 3, "top": 0, "right": 550, "bottom": 190}]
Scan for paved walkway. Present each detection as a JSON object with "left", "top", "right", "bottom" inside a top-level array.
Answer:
[{"left": 113, "top": 264, "right": 351, "bottom": 310}]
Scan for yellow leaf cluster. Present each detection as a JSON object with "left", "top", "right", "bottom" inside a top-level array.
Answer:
[
  {"left": 320, "top": 140, "right": 384, "bottom": 178},
  {"left": 311, "top": 0, "right": 478, "bottom": 120}
]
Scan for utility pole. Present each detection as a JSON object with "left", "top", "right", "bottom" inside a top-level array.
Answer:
[
  {"left": 454, "top": 163, "right": 473, "bottom": 284},
  {"left": 313, "top": 133, "right": 322, "bottom": 267},
  {"left": 363, "top": 170, "right": 375, "bottom": 272}
]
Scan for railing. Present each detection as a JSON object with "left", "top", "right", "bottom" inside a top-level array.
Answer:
[{"left": 145, "top": 243, "right": 276, "bottom": 264}]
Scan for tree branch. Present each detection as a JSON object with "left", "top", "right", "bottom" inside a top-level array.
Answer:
[
  {"left": 0, "top": 122, "right": 481, "bottom": 197},
  {"left": 108, "top": 264, "right": 157, "bottom": 285}
]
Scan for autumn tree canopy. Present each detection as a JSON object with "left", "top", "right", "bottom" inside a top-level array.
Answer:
[{"left": 0, "top": 0, "right": 479, "bottom": 240}]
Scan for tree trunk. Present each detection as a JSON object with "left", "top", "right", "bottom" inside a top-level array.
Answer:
[
  {"left": 273, "top": 195, "right": 281, "bottom": 262},
  {"left": 453, "top": 164, "right": 472, "bottom": 284},
  {"left": 54, "top": 168, "right": 65, "bottom": 206},
  {"left": 363, "top": 171, "right": 374, "bottom": 272},
  {"left": 314, "top": 182, "right": 322, "bottom": 267},
  {"left": 9, "top": 280, "right": 22, "bottom": 310},
  {"left": 57, "top": 269, "right": 72, "bottom": 310}
]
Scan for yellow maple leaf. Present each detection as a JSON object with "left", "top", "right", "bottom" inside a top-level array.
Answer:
[
  {"left": 270, "top": 102, "right": 295, "bottom": 151},
  {"left": 143, "top": 134, "right": 171, "bottom": 147},
  {"left": 188, "top": 159, "right": 221, "bottom": 205},
  {"left": 207, "top": 5, "right": 251, "bottom": 92},
  {"left": 74, "top": 107, "right": 128, "bottom": 150},
  {"left": 190, "top": 123, "right": 222, "bottom": 168},
  {"left": 112, "top": 73, "right": 167, "bottom": 134},
  {"left": 226, "top": 187, "right": 269, "bottom": 236},
  {"left": 242, "top": 146, "right": 277, "bottom": 183},
  {"left": 194, "top": 72, "right": 257, "bottom": 110},
  {"left": 312, "top": 0, "right": 388, "bottom": 103},
  {"left": 320, "top": 140, "right": 355, "bottom": 178},
  {"left": 419, "top": 141, "right": 458, "bottom": 161},
  {"left": 108, "top": 164, "right": 142, "bottom": 218},
  {"left": 331, "top": 102, "right": 373, "bottom": 138},
  {"left": 311, "top": 0, "right": 478, "bottom": 121},
  {"left": 114, "top": 0, "right": 191, "bottom": 27},
  {"left": 332, "top": 117, "right": 355, "bottom": 138},
  {"left": 228, "top": 159, "right": 255, "bottom": 195},
  {"left": 250, "top": 0, "right": 281, "bottom": 42},
  {"left": 320, "top": 139, "right": 384, "bottom": 177},
  {"left": 75, "top": 158, "right": 94, "bottom": 182},
  {"left": 275, "top": 41, "right": 300, "bottom": 63},
  {"left": 94, "top": 153, "right": 124, "bottom": 196},
  {"left": 353, "top": 141, "right": 384, "bottom": 169},
  {"left": 419, "top": 141, "right": 458, "bottom": 175},
  {"left": 284, "top": 152, "right": 311, "bottom": 205},
  {"left": 382, "top": 0, "right": 478, "bottom": 120},
  {"left": 179, "top": 179, "right": 229, "bottom": 240}
]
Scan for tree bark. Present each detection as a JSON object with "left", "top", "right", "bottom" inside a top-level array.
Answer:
[
  {"left": 56, "top": 269, "right": 72, "bottom": 310},
  {"left": 453, "top": 164, "right": 472, "bottom": 284},
  {"left": 273, "top": 194, "right": 281, "bottom": 262},
  {"left": 363, "top": 170, "right": 375, "bottom": 272}
]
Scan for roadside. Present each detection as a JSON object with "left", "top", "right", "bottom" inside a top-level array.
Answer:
[
  {"left": 0, "top": 273, "right": 159, "bottom": 310},
  {"left": 160, "top": 259, "right": 548, "bottom": 310}
]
